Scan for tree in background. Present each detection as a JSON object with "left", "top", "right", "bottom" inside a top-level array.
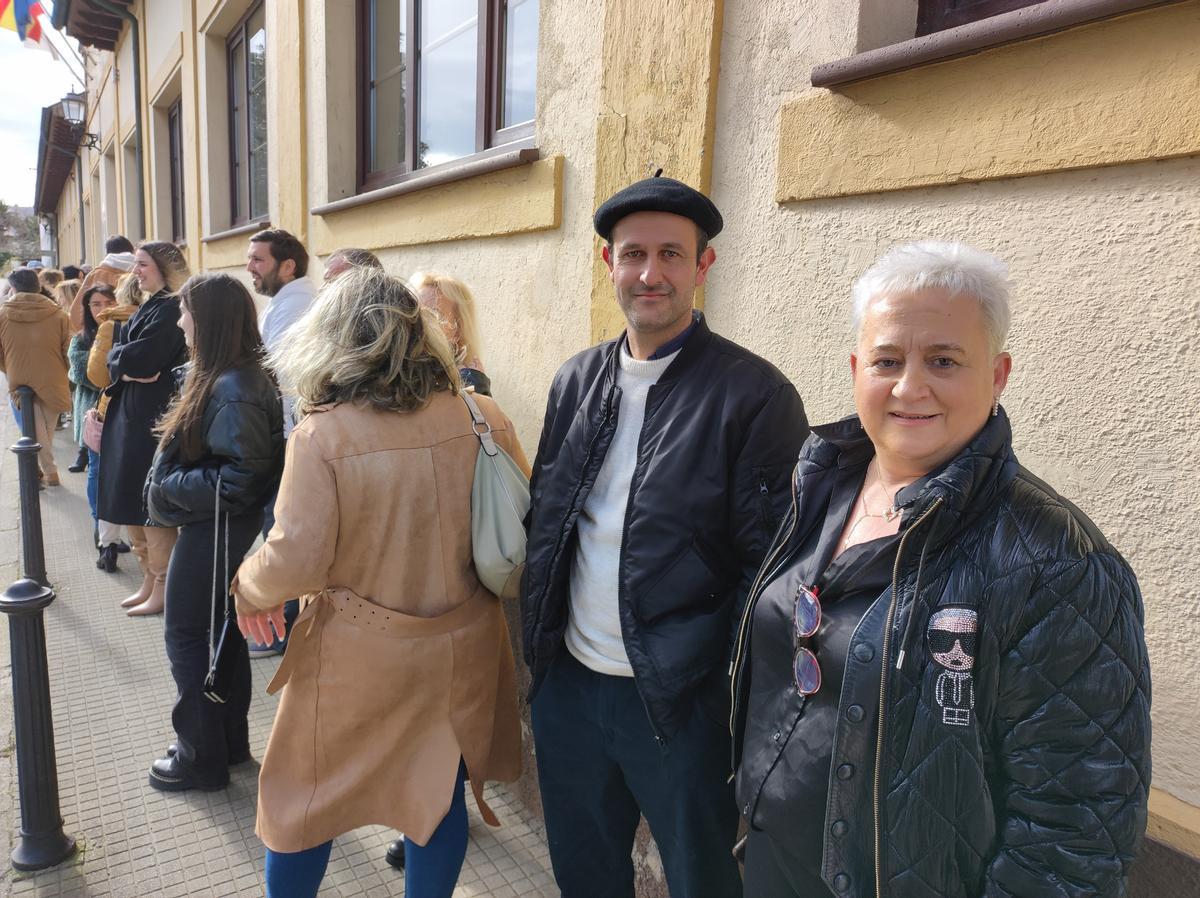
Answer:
[{"left": 0, "top": 201, "right": 42, "bottom": 272}]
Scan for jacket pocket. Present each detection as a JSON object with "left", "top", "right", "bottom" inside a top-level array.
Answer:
[{"left": 636, "top": 539, "right": 730, "bottom": 625}]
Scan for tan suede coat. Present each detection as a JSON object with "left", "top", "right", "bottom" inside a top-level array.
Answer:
[
  {"left": 232, "top": 390, "right": 528, "bottom": 852},
  {"left": 0, "top": 292, "right": 72, "bottom": 412}
]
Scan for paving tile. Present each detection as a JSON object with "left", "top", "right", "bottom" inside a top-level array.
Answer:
[{"left": 0, "top": 408, "right": 556, "bottom": 896}]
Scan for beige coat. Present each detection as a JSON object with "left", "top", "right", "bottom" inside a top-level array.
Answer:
[
  {"left": 232, "top": 390, "right": 528, "bottom": 852},
  {"left": 0, "top": 292, "right": 72, "bottom": 413}
]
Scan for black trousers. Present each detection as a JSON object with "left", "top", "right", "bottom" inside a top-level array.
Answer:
[
  {"left": 530, "top": 651, "right": 742, "bottom": 898},
  {"left": 163, "top": 512, "right": 262, "bottom": 781}
]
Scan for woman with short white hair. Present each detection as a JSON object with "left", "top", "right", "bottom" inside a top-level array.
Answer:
[{"left": 731, "top": 241, "right": 1150, "bottom": 897}]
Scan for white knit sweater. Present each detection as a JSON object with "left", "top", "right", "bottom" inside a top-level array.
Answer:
[{"left": 565, "top": 344, "right": 679, "bottom": 677}]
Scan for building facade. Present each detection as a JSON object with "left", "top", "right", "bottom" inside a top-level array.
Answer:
[{"left": 34, "top": 0, "right": 1200, "bottom": 892}]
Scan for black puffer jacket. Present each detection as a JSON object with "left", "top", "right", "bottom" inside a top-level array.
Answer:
[
  {"left": 522, "top": 314, "right": 808, "bottom": 741},
  {"left": 732, "top": 411, "right": 1151, "bottom": 897},
  {"left": 147, "top": 364, "right": 285, "bottom": 527}
]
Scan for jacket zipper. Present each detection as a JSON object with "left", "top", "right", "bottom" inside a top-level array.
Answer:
[
  {"left": 873, "top": 497, "right": 942, "bottom": 898},
  {"left": 527, "top": 386, "right": 617, "bottom": 672},
  {"left": 728, "top": 478, "right": 799, "bottom": 745}
]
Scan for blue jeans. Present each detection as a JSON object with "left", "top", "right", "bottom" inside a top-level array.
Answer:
[
  {"left": 264, "top": 760, "right": 469, "bottom": 898},
  {"left": 86, "top": 448, "right": 101, "bottom": 520},
  {"left": 531, "top": 651, "right": 742, "bottom": 898}
]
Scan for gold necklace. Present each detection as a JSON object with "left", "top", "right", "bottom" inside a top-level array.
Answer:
[{"left": 839, "top": 464, "right": 902, "bottom": 549}]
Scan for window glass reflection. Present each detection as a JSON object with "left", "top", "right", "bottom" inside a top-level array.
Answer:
[
  {"left": 418, "top": 0, "right": 477, "bottom": 168},
  {"left": 369, "top": 0, "right": 407, "bottom": 172},
  {"left": 229, "top": 37, "right": 246, "bottom": 219},
  {"left": 503, "top": 0, "right": 537, "bottom": 128},
  {"left": 247, "top": 6, "right": 268, "bottom": 221}
]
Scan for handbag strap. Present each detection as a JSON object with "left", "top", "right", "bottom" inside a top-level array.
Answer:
[
  {"left": 461, "top": 390, "right": 499, "bottom": 458},
  {"left": 209, "top": 473, "right": 230, "bottom": 672}
]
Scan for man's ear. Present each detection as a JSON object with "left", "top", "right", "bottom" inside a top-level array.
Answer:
[
  {"left": 695, "top": 246, "right": 717, "bottom": 286},
  {"left": 601, "top": 243, "right": 614, "bottom": 274},
  {"left": 279, "top": 258, "right": 296, "bottom": 281}
]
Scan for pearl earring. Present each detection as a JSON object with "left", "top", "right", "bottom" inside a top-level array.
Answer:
[{"left": 992, "top": 398, "right": 999, "bottom": 417}]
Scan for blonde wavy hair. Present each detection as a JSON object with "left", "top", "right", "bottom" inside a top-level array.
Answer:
[
  {"left": 273, "top": 267, "right": 461, "bottom": 417},
  {"left": 114, "top": 272, "right": 143, "bottom": 307},
  {"left": 409, "top": 271, "right": 484, "bottom": 370}
]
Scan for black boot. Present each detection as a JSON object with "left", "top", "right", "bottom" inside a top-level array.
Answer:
[
  {"left": 97, "top": 544, "right": 118, "bottom": 573},
  {"left": 68, "top": 447, "right": 88, "bottom": 473}
]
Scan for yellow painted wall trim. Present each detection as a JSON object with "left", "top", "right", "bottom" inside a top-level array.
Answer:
[
  {"left": 148, "top": 35, "right": 184, "bottom": 106},
  {"left": 1149, "top": 787, "right": 1200, "bottom": 860},
  {"left": 777, "top": 2, "right": 1200, "bottom": 203},
  {"left": 307, "top": 155, "right": 563, "bottom": 257},
  {"left": 201, "top": 228, "right": 255, "bottom": 270},
  {"left": 589, "top": 0, "right": 725, "bottom": 344}
]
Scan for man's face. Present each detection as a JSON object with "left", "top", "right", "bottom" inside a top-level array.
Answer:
[
  {"left": 246, "top": 241, "right": 292, "bottom": 296},
  {"left": 603, "top": 211, "right": 715, "bottom": 339}
]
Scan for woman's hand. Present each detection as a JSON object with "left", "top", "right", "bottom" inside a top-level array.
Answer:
[
  {"left": 121, "top": 372, "right": 161, "bottom": 384},
  {"left": 238, "top": 604, "right": 287, "bottom": 646}
]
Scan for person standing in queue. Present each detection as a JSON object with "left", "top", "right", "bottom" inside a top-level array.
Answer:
[
  {"left": 97, "top": 241, "right": 191, "bottom": 616},
  {"left": 521, "top": 174, "right": 809, "bottom": 898},
  {"left": 731, "top": 242, "right": 1150, "bottom": 897},
  {"left": 144, "top": 273, "right": 284, "bottom": 792},
  {"left": 244, "top": 228, "right": 316, "bottom": 657}
]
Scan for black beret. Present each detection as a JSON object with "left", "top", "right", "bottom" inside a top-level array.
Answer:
[{"left": 594, "top": 172, "right": 723, "bottom": 241}]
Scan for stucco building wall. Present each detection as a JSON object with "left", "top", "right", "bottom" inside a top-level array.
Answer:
[{"left": 710, "top": 0, "right": 1200, "bottom": 819}]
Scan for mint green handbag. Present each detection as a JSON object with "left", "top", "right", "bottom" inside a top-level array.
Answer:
[{"left": 462, "top": 391, "right": 530, "bottom": 599}]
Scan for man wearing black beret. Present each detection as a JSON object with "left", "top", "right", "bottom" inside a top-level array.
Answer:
[{"left": 521, "top": 174, "right": 810, "bottom": 897}]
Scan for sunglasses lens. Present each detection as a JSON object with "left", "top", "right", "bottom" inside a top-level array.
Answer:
[
  {"left": 793, "top": 647, "right": 822, "bottom": 695},
  {"left": 793, "top": 586, "right": 821, "bottom": 639}
]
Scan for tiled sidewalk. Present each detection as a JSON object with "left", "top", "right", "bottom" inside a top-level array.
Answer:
[{"left": 0, "top": 393, "right": 555, "bottom": 897}]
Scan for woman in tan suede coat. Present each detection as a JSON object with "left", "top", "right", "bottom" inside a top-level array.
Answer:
[{"left": 232, "top": 267, "right": 524, "bottom": 898}]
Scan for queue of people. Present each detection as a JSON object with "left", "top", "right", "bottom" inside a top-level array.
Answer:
[{"left": 0, "top": 172, "right": 1151, "bottom": 898}]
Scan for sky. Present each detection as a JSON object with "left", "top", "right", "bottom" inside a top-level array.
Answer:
[{"left": 0, "top": 5, "right": 83, "bottom": 209}]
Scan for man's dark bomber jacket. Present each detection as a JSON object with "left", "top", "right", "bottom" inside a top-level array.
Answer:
[{"left": 521, "top": 314, "right": 809, "bottom": 742}]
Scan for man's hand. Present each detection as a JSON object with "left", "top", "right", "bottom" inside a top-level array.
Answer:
[
  {"left": 238, "top": 604, "right": 287, "bottom": 646},
  {"left": 121, "top": 372, "right": 161, "bottom": 384}
]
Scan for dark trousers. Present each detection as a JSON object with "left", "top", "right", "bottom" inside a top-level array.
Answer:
[
  {"left": 742, "top": 829, "right": 836, "bottom": 898},
  {"left": 530, "top": 651, "right": 742, "bottom": 898},
  {"left": 163, "top": 512, "right": 262, "bottom": 780}
]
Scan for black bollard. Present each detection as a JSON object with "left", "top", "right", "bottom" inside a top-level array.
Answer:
[{"left": 1, "top": 386, "right": 76, "bottom": 870}]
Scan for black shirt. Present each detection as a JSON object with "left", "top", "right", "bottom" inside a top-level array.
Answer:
[{"left": 742, "top": 457, "right": 900, "bottom": 879}]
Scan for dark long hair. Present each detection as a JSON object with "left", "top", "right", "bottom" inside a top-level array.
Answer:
[
  {"left": 155, "top": 273, "right": 267, "bottom": 460},
  {"left": 78, "top": 284, "right": 115, "bottom": 352}
]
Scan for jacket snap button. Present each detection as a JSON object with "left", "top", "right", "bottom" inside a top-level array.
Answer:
[
  {"left": 833, "top": 873, "right": 851, "bottom": 892},
  {"left": 831, "top": 819, "right": 848, "bottom": 837},
  {"left": 772, "top": 731, "right": 781, "bottom": 742},
  {"left": 846, "top": 704, "right": 865, "bottom": 723},
  {"left": 836, "top": 763, "right": 854, "bottom": 780},
  {"left": 853, "top": 644, "right": 874, "bottom": 662},
  {"left": 743, "top": 803, "right": 750, "bottom": 815}
]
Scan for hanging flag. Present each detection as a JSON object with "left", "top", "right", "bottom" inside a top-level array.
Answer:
[
  {"left": 0, "top": 0, "right": 18, "bottom": 34},
  {"left": 13, "top": 0, "right": 38, "bottom": 40}
]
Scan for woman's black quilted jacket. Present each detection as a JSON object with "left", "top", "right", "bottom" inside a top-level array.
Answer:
[{"left": 731, "top": 410, "right": 1151, "bottom": 897}]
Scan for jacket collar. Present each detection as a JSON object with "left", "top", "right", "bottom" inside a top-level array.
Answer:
[
  {"left": 802, "top": 408, "right": 1019, "bottom": 540},
  {"left": 604, "top": 311, "right": 714, "bottom": 387}
]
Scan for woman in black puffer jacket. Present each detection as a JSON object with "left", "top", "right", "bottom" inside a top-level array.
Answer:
[
  {"left": 732, "top": 242, "right": 1150, "bottom": 898},
  {"left": 145, "top": 273, "right": 284, "bottom": 793}
]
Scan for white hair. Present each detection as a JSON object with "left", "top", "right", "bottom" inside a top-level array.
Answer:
[{"left": 851, "top": 241, "right": 1012, "bottom": 354}]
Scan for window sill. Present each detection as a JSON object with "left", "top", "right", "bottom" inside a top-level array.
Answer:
[
  {"left": 201, "top": 219, "right": 269, "bottom": 244},
  {"left": 312, "top": 140, "right": 539, "bottom": 217},
  {"left": 811, "top": 0, "right": 1183, "bottom": 88}
]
